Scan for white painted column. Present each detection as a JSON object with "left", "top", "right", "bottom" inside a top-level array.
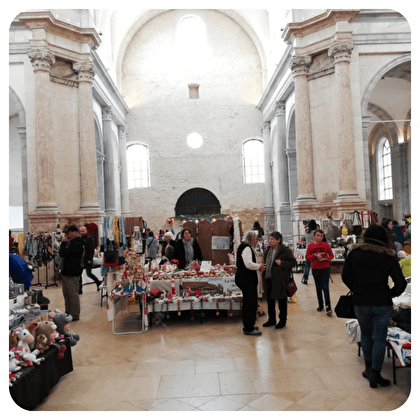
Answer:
[
  {"left": 118, "top": 126, "right": 131, "bottom": 216},
  {"left": 102, "top": 106, "right": 116, "bottom": 215},
  {"left": 262, "top": 121, "right": 275, "bottom": 235},
  {"left": 275, "top": 101, "right": 292, "bottom": 242}
]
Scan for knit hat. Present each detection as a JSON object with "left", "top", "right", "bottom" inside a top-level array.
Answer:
[{"left": 397, "top": 251, "right": 407, "bottom": 259}]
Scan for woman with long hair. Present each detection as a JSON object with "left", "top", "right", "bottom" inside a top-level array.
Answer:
[{"left": 342, "top": 224, "right": 407, "bottom": 388}]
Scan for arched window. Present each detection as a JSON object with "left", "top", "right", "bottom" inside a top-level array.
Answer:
[
  {"left": 377, "top": 137, "right": 393, "bottom": 200},
  {"left": 127, "top": 144, "right": 150, "bottom": 188},
  {"left": 243, "top": 139, "right": 264, "bottom": 183}
]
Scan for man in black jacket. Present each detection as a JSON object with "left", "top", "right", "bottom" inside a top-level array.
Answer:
[
  {"left": 79, "top": 226, "right": 102, "bottom": 292},
  {"left": 59, "top": 225, "right": 85, "bottom": 321}
]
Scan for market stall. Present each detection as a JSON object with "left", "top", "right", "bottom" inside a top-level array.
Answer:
[
  {"left": 105, "top": 245, "right": 242, "bottom": 333},
  {"left": 9, "top": 280, "right": 74, "bottom": 409}
]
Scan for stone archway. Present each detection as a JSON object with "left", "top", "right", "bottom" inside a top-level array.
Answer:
[{"left": 175, "top": 188, "right": 221, "bottom": 216}]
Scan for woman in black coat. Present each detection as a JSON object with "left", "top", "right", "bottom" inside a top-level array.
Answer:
[
  {"left": 342, "top": 224, "right": 407, "bottom": 388},
  {"left": 262, "top": 231, "right": 297, "bottom": 329}
]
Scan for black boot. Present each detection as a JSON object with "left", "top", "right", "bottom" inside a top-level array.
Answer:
[
  {"left": 369, "top": 369, "right": 391, "bottom": 388},
  {"left": 362, "top": 361, "right": 372, "bottom": 379}
]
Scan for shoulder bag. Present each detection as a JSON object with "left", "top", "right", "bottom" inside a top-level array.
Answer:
[
  {"left": 334, "top": 291, "right": 356, "bottom": 318},
  {"left": 282, "top": 271, "right": 297, "bottom": 298}
]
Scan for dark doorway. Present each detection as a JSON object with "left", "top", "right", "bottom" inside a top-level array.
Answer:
[{"left": 175, "top": 188, "right": 221, "bottom": 216}]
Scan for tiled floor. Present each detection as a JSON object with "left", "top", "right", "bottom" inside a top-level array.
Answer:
[{"left": 27, "top": 271, "right": 410, "bottom": 411}]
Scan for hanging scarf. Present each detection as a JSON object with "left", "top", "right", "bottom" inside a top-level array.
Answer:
[
  {"left": 265, "top": 246, "right": 277, "bottom": 278},
  {"left": 183, "top": 238, "right": 194, "bottom": 264}
]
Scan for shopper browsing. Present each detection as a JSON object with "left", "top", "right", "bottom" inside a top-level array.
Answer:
[
  {"left": 305, "top": 229, "right": 334, "bottom": 315},
  {"left": 262, "top": 231, "right": 297, "bottom": 329},
  {"left": 341, "top": 224, "right": 407, "bottom": 388},
  {"left": 301, "top": 219, "right": 317, "bottom": 284},
  {"left": 59, "top": 225, "right": 85, "bottom": 321},
  {"left": 79, "top": 226, "right": 102, "bottom": 292}
]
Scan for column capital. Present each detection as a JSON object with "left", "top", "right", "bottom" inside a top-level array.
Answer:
[
  {"left": 260, "top": 120, "right": 271, "bottom": 134},
  {"left": 290, "top": 55, "right": 312, "bottom": 76},
  {"left": 118, "top": 125, "right": 128, "bottom": 137},
  {"left": 328, "top": 42, "right": 354, "bottom": 63},
  {"left": 275, "top": 101, "right": 286, "bottom": 116},
  {"left": 102, "top": 106, "right": 114, "bottom": 121},
  {"left": 73, "top": 60, "right": 95, "bottom": 83},
  {"left": 28, "top": 47, "right": 55, "bottom": 71}
]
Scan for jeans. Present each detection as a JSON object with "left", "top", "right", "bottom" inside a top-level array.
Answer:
[
  {"left": 311, "top": 268, "right": 331, "bottom": 308},
  {"left": 355, "top": 305, "right": 393, "bottom": 370},
  {"left": 303, "top": 259, "right": 311, "bottom": 280}
]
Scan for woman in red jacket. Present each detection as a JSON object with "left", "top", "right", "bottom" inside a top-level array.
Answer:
[{"left": 305, "top": 229, "right": 334, "bottom": 315}]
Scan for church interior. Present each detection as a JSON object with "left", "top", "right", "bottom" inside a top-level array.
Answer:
[{"left": 8, "top": 7, "right": 412, "bottom": 412}]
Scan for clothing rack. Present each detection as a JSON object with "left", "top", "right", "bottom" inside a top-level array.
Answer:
[{"left": 23, "top": 232, "right": 59, "bottom": 289}]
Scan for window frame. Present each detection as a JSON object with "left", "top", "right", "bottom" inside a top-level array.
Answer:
[
  {"left": 242, "top": 139, "right": 265, "bottom": 184},
  {"left": 377, "top": 137, "right": 393, "bottom": 201},
  {"left": 126, "top": 143, "right": 151, "bottom": 189}
]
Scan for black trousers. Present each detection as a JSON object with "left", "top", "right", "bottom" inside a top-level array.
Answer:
[
  {"left": 267, "top": 297, "right": 287, "bottom": 324},
  {"left": 79, "top": 266, "right": 101, "bottom": 292},
  {"left": 265, "top": 278, "right": 287, "bottom": 324},
  {"left": 236, "top": 278, "right": 258, "bottom": 332}
]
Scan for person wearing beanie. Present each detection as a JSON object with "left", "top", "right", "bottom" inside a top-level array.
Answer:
[{"left": 341, "top": 224, "right": 407, "bottom": 388}]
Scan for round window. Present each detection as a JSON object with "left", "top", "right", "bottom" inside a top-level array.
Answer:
[{"left": 187, "top": 132, "right": 203, "bottom": 148}]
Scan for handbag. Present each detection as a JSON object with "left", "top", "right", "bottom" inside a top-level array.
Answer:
[
  {"left": 282, "top": 272, "right": 297, "bottom": 297},
  {"left": 103, "top": 241, "right": 119, "bottom": 266},
  {"left": 334, "top": 291, "right": 356, "bottom": 318}
]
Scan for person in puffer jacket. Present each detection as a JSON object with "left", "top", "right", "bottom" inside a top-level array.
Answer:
[{"left": 341, "top": 224, "right": 406, "bottom": 389}]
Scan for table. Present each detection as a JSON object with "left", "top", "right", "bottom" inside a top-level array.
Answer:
[{"left": 9, "top": 338, "right": 73, "bottom": 410}]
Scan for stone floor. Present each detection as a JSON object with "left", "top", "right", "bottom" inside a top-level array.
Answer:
[{"left": 25, "top": 272, "right": 411, "bottom": 411}]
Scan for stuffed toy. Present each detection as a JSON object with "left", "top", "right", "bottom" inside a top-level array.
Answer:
[
  {"left": 28, "top": 321, "right": 67, "bottom": 359},
  {"left": 9, "top": 351, "right": 21, "bottom": 373},
  {"left": 12, "top": 327, "right": 45, "bottom": 366},
  {"left": 49, "top": 310, "right": 80, "bottom": 346},
  {"left": 9, "top": 352, "right": 22, "bottom": 386},
  {"left": 35, "top": 334, "right": 50, "bottom": 354}
]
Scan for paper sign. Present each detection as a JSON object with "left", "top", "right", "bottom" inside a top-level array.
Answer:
[{"left": 200, "top": 261, "right": 212, "bottom": 273}]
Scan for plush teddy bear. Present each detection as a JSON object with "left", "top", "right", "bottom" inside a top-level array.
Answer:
[
  {"left": 48, "top": 310, "right": 80, "bottom": 346},
  {"left": 27, "top": 321, "right": 66, "bottom": 359},
  {"left": 35, "top": 334, "right": 50, "bottom": 354}
]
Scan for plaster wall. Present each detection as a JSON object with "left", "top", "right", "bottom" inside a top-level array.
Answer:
[{"left": 122, "top": 9, "right": 264, "bottom": 230}]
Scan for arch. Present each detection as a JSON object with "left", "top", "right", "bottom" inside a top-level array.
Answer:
[
  {"left": 175, "top": 187, "right": 221, "bottom": 216},
  {"left": 115, "top": 9, "right": 267, "bottom": 90},
  {"left": 9, "top": 86, "right": 26, "bottom": 126},
  {"left": 361, "top": 53, "right": 411, "bottom": 115}
]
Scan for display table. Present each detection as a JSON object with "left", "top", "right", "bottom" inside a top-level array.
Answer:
[
  {"left": 147, "top": 294, "right": 242, "bottom": 325},
  {"left": 106, "top": 271, "right": 243, "bottom": 330},
  {"left": 9, "top": 338, "right": 73, "bottom": 410}
]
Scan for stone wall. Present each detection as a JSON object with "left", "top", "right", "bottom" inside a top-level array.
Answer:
[{"left": 122, "top": 9, "right": 265, "bottom": 232}]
